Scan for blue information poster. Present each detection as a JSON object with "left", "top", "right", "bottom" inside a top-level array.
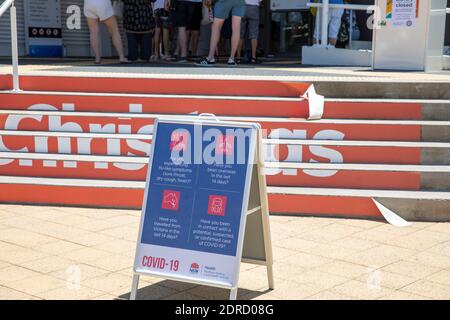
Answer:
[{"left": 134, "top": 118, "right": 258, "bottom": 287}]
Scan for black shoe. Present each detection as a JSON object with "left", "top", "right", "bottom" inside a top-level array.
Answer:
[
  {"left": 249, "top": 57, "right": 262, "bottom": 64},
  {"left": 196, "top": 57, "right": 216, "bottom": 66}
]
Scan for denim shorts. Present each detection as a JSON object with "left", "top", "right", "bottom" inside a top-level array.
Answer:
[{"left": 214, "top": 0, "right": 246, "bottom": 19}]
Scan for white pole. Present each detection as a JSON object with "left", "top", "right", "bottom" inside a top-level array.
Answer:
[
  {"left": 10, "top": 1, "right": 20, "bottom": 92},
  {"left": 321, "top": 0, "right": 329, "bottom": 45},
  {"left": 349, "top": 10, "right": 353, "bottom": 49}
]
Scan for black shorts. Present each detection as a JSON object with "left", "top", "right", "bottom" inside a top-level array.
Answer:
[{"left": 174, "top": 1, "right": 202, "bottom": 31}]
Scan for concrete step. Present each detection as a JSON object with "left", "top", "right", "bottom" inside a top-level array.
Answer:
[
  {"left": 1, "top": 109, "right": 448, "bottom": 141},
  {"left": 1, "top": 151, "right": 449, "bottom": 191},
  {"left": 0, "top": 75, "right": 311, "bottom": 97},
  {"left": 0, "top": 175, "right": 448, "bottom": 221},
  {"left": 268, "top": 187, "right": 450, "bottom": 222},
  {"left": 1, "top": 74, "right": 449, "bottom": 99},
  {"left": 325, "top": 99, "right": 450, "bottom": 120},
  {"left": 1, "top": 92, "right": 450, "bottom": 120},
  {"left": 1, "top": 129, "right": 449, "bottom": 164},
  {"left": 314, "top": 81, "right": 450, "bottom": 99}
]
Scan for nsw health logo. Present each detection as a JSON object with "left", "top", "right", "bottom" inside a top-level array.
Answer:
[{"left": 190, "top": 263, "right": 200, "bottom": 274}]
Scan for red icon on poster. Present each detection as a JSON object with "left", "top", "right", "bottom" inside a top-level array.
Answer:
[
  {"left": 170, "top": 130, "right": 188, "bottom": 152},
  {"left": 207, "top": 195, "right": 227, "bottom": 216},
  {"left": 162, "top": 190, "right": 180, "bottom": 211},
  {"left": 216, "top": 135, "right": 234, "bottom": 155}
]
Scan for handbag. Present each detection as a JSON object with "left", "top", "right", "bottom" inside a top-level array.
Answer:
[{"left": 113, "top": 0, "right": 124, "bottom": 19}]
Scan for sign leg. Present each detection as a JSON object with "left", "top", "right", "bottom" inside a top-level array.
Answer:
[
  {"left": 229, "top": 288, "right": 238, "bottom": 300},
  {"left": 267, "top": 264, "right": 275, "bottom": 290},
  {"left": 130, "top": 274, "right": 140, "bottom": 300}
]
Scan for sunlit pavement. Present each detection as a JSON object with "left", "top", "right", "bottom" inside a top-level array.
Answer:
[{"left": 0, "top": 204, "right": 450, "bottom": 300}]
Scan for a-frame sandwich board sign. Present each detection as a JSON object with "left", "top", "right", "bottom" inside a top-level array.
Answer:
[{"left": 130, "top": 116, "right": 274, "bottom": 300}]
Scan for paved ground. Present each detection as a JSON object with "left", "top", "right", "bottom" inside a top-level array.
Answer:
[
  {"left": 1, "top": 204, "right": 450, "bottom": 300},
  {"left": 1, "top": 59, "right": 450, "bottom": 82}
]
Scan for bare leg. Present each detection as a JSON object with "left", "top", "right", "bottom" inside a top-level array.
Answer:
[
  {"left": 154, "top": 27, "right": 162, "bottom": 59},
  {"left": 207, "top": 18, "right": 225, "bottom": 61},
  {"left": 103, "top": 16, "right": 128, "bottom": 62},
  {"left": 86, "top": 18, "right": 101, "bottom": 63},
  {"left": 163, "top": 28, "right": 171, "bottom": 58},
  {"left": 230, "top": 16, "right": 242, "bottom": 60},
  {"left": 190, "top": 30, "right": 199, "bottom": 56},
  {"left": 178, "top": 27, "right": 188, "bottom": 58},
  {"left": 250, "top": 38, "right": 257, "bottom": 59},
  {"left": 237, "top": 38, "right": 243, "bottom": 59}
]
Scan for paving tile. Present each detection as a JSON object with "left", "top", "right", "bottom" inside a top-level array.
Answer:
[
  {"left": 83, "top": 273, "right": 133, "bottom": 293},
  {"left": 105, "top": 214, "right": 140, "bottom": 226},
  {"left": 405, "top": 252, "right": 450, "bottom": 269},
  {"left": 426, "top": 270, "right": 450, "bottom": 286},
  {"left": 0, "top": 266, "right": 41, "bottom": 285},
  {"left": 92, "top": 239, "right": 136, "bottom": 255},
  {"left": 382, "top": 260, "right": 441, "bottom": 279},
  {"left": 0, "top": 261, "right": 10, "bottom": 270},
  {"left": 402, "top": 280, "right": 450, "bottom": 299},
  {"left": 331, "top": 237, "right": 379, "bottom": 251},
  {"left": 428, "top": 241, "right": 450, "bottom": 258},
  {"left": 342, "top": 244, "right": 415, "bottom": 268},
  {"left": 0, "top": 285, "right": 35, "bottom": 300},
  {"left": 424, "top": 223, "right": 450, "bottom": 235},
  {"left": 298, "top": 224, "right": 364, "bottom": 244},
  {"left": 76, "top": 219, "right": 121, "bottom": 232},
  {"left": 5, "top": 274, "right": 66, "bottom": 295},
  {"left": 306, "top": 290, "right": 354, "bottom": 300},
  {"left": 85, "top": 254, "right": 134, "bottom": 272},
  {"left": 332, "top": 280, "right": 394, "bottom": 300},
  {"left": 336, "top": 218, "right": 383, "bottom": 229},
  {"left": 100, "top": 226, "right": 139, "bottom": 242},
  {"left": 59, "top": 247, "right": 112, "bottom": 264},
  {"left": 302, "top": 243, "right": 357, "bottom": 260},
  {"left": 290, "top": 269, "right": 348, "bottom": 290},
  {"left": 0, "top": 246, "right": 50, "bottom": 265},
  {"left": 38, "top": 286, "right": 105, "bottom": 300},
  {"left": 279, "top": 252, "right": 332, "bottom": 269},
  {"left": 37, "top": 240, "right": 85, "bottom": 255},
  {"left": 0, "top": 228, "right": 55, "bottom": 248},
  {"left": 356, "top": 270, "right": 416, "bottom": 290},
  {"left": 274, "top": 237, "right": 318, "bottom": 252},
  {"left": 268, "top": 280, "right": 322, "bottom": 300},
  {"left": 316, "top": 261, "right": 368, "bottom": 279},
  {"left": 380, "top": 290, "right": 430, "bottom": 300},
  {"left": 24, "top": 256, "right": 75, "bottom": 274},
  {"left": 49, "top": 263, "right": 110, "bottom": 284}
]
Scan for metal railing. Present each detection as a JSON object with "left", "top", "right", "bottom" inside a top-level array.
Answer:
[
  {"left": 0, "top": 0, "right": 20, "bottom": 91},
  {"left": 307, "top": 1, "right": 374, "bottom": 48}
]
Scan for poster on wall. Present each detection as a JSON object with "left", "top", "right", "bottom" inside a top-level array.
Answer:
[
  {"left": 24, "top": 0, "right": 63, "bottom": 57},
  {"left": 271, "top": 0, "right": 308, "bottom": 11},
  {"left": 387, "top": 0, "right": 418, "bottom": 28}
]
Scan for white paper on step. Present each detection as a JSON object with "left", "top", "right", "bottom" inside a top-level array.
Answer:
[
  {"left": 372, "top": 198, "right": 412, "bottom": 227},
  {"left": 302, "top": 85, "right": 324, "bottom": 120}
]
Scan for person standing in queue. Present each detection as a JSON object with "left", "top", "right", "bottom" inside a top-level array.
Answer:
[
  {"left": 153, "top": 0, "right": 174, "bottom": 60},
  {"left": 237, "top": 0, "right": 262, "bottom": 64},
  {"left": 174, "top": 0, "right": 203, "bottom": 61},
  {"left": 197, "top": 0, "right": 246, "bottom": 66},
  {"left": 84, "top": 0, "right": 129, "bottom": 64},
  {"left": 123, "top": 0, "right": 156, "bottom": 62}
]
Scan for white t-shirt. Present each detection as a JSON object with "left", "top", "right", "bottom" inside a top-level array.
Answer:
[{"left": 245, "top": 0, "right": 262, "bottom": 6}]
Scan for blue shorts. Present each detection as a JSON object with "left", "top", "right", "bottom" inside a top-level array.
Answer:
[{"left": 214, "top": 0, "right": 246, "bottom": 19}]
